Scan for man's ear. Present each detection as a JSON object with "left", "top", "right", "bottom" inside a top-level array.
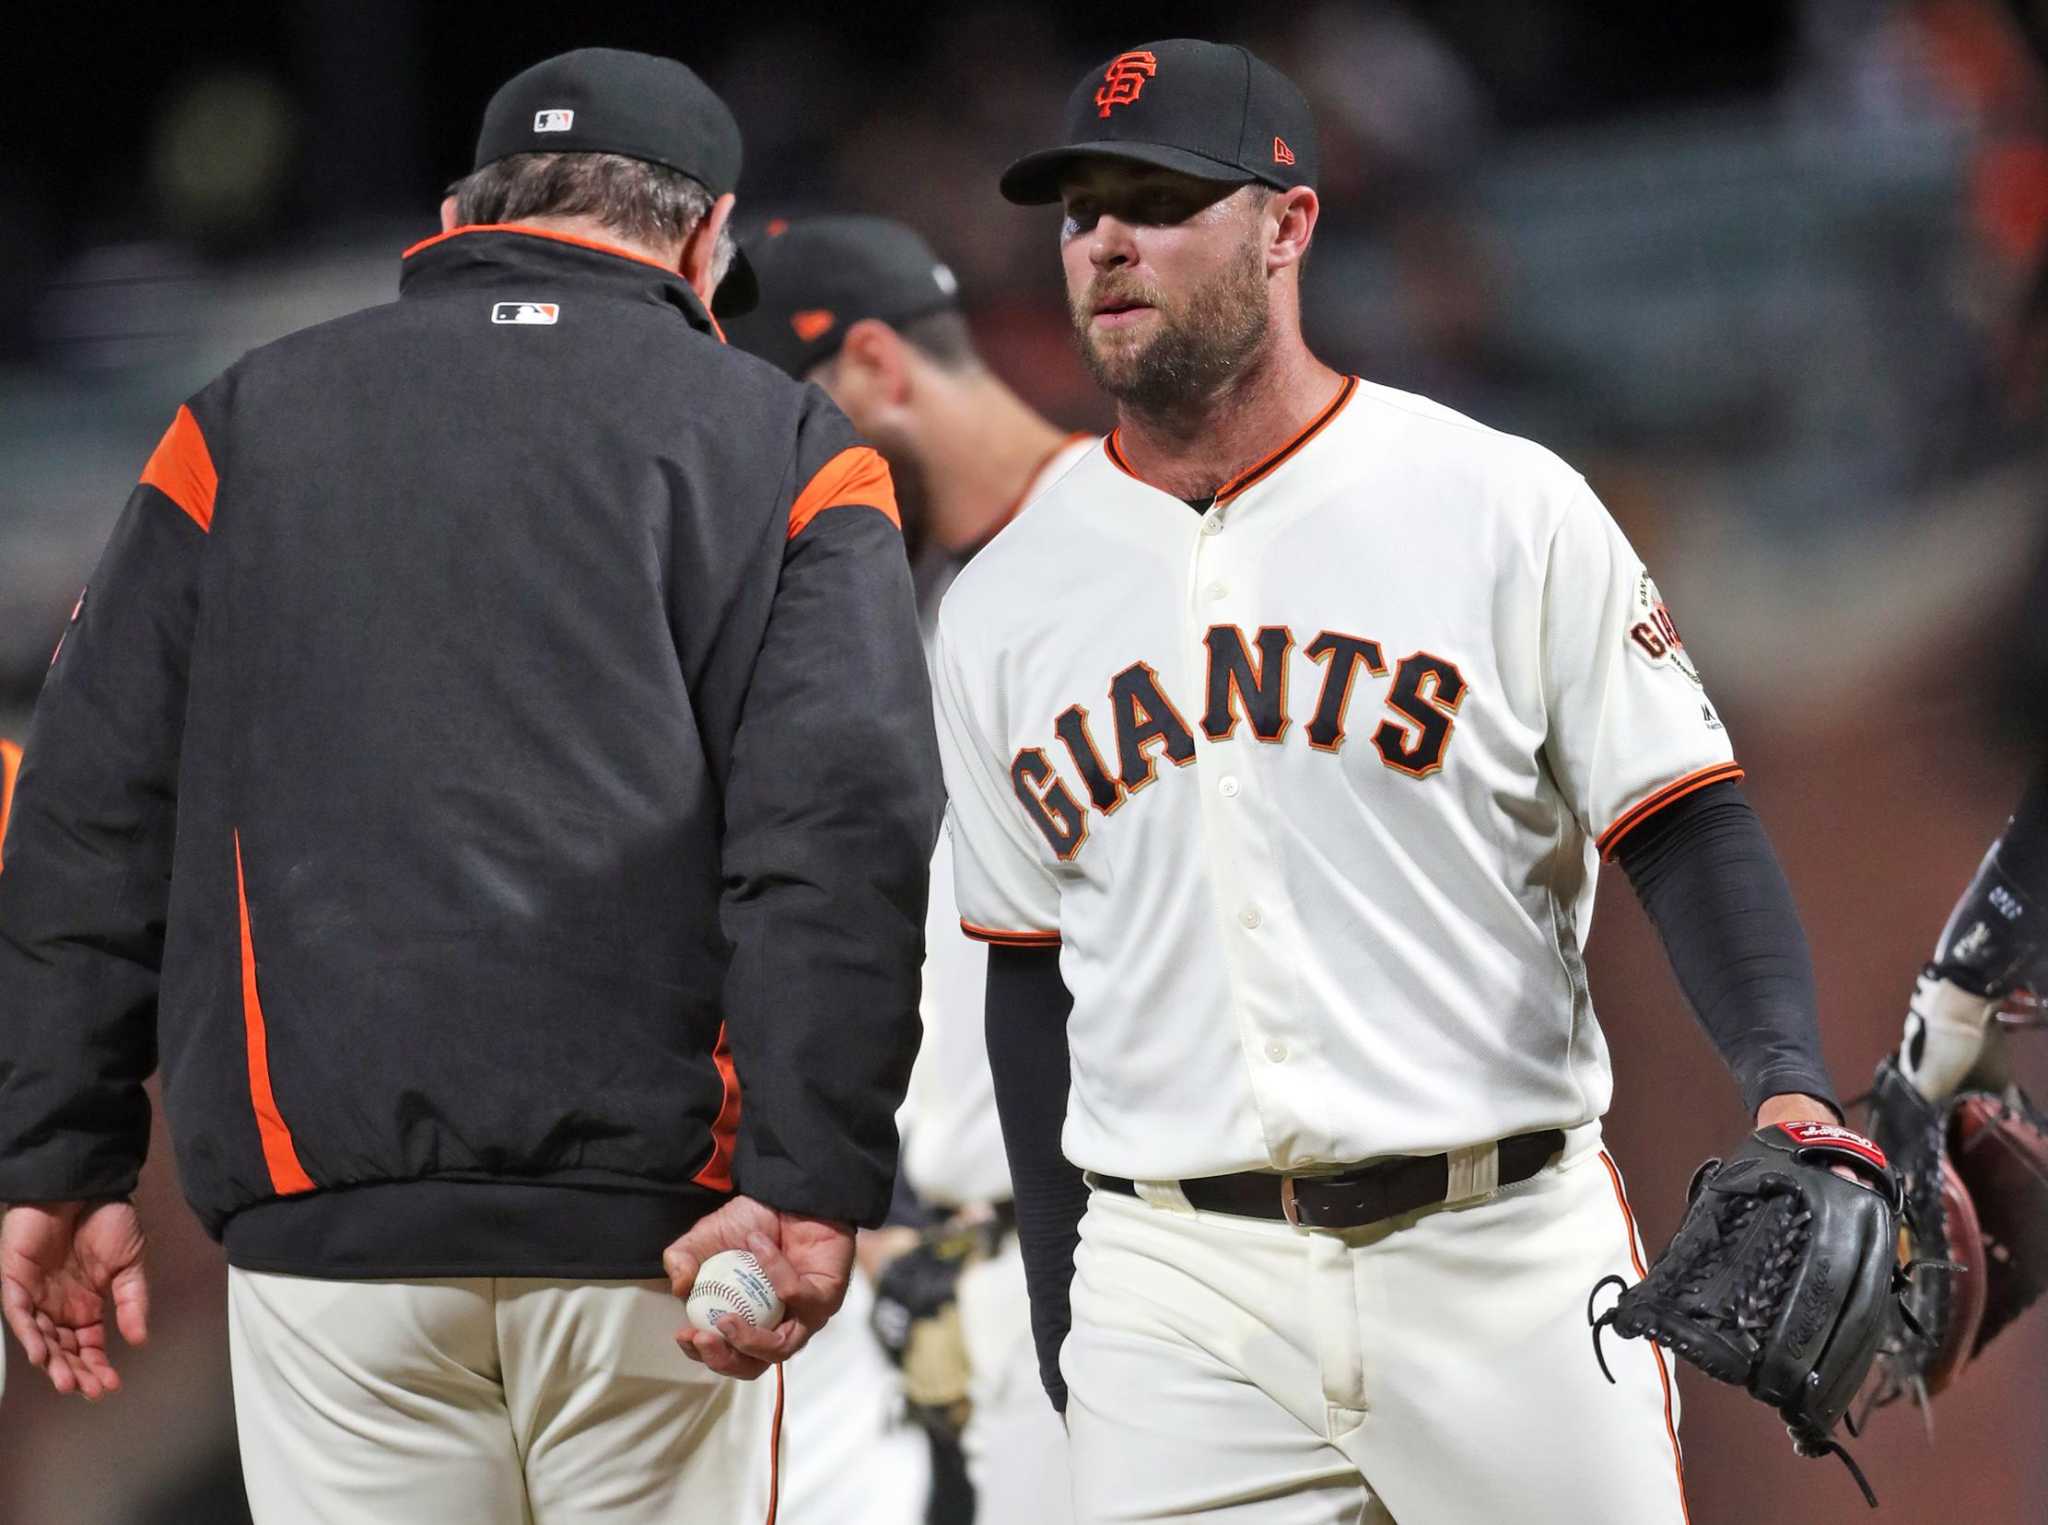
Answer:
[
  {"left": 440, "top": 194, "right": 460, "bottom": 234},
  {"left": 838, "top": 319, "right": 913, "bottom": 408},
  {"left": 1266, "top": 186, "right": 1318, "bottom": 274},
  {"left": 683, "top": 192, "right": 738, "bottom": 306}
]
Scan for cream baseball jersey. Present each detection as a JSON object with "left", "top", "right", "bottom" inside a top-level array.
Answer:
[
  {"left": 931, "top": 377, "right": 1738, "bottom": 1182},
  {"left": 903, "top": 436, "right": 1099, "bottom": 1207}
]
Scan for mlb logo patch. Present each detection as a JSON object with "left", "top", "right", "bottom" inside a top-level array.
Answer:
[
  {"left": 533, "top": 108, "right": 574, "bottom": 133},
  {"left": 491, "top": 302, "right": 560, "bottom": 325}
]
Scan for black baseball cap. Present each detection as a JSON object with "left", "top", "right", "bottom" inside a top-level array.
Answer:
[
  {"left": 1000, "top": 38, "right": 1317, "bottom": 207},
  {"left": 473, "top": 47, "right": 758, "bottom": 315},
  {"left": 723, "top": 216, "right": 962, "bottom": 379}
]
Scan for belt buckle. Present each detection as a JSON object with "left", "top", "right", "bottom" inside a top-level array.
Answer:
[{"left": 1280, "top": 1174, "right": 1304, "bottom": 1228}]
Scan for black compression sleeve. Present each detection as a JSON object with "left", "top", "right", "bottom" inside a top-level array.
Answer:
[
  {"left": 984, "top": 943, "right": 1087, "bottom": 1413},
  {"left": 1615, "top": 780, "right": 1838, "bottom": 1118}
]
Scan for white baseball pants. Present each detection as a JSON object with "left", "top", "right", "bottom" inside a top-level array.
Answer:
[
  {"left": 228, "top": 1270, "right": 773, "bottom": 1525},
  {"left": 778, "top": 1265, "right": 932, "bottom": 1524},
  {"left": 1061, "top": 1127, "right": 1689, "bottom": 1524},
  {"left": 960, "top": 1229, "right": 1076, "bottom": 1525}
]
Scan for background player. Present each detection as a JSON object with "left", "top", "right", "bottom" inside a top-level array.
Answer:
[
  {"left": 730, "top": 214, "right": 1085, "bottom": 1525},
  {"left": 934, "top": 38, "right": 1863, "bottom": 1522}
]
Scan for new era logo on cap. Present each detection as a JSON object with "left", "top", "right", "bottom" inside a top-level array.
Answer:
[
  {"left": 492, "top": 302, "right": 560, "bottom": 325},
  {"left": 533, "top": 108, "right": 574, "bottom": 133},
  {"left": 1273, "top": 136, "right": 1295, "bottom": 166}
]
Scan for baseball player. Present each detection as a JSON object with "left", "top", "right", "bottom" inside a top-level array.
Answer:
[
  {"left": 729, "top": 214, "right": 1084, "bottom": 1525},
  {"left": 932, "top": 38, "right": 1855, "bottom": 1523},
  {"left": 0, "top": 49, "right": 940, "bottom": 1524}
]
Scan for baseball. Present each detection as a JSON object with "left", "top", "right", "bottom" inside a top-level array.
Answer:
[{"left": 685, "top": 1249, "right": 784, "bottom": 1334}]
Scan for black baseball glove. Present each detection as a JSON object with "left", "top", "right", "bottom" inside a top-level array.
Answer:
[{"left": 1588, "top": 1121, "right": 1906, "bottom": 1508}]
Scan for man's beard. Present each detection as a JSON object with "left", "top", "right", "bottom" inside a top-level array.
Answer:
[{"left": 1071, "top": 236, "right": 1270, "bottom": 415}]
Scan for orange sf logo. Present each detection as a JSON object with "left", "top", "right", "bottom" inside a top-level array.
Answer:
[{"left": 1095, "top": 51, "right": 1157, "bottom": 117}]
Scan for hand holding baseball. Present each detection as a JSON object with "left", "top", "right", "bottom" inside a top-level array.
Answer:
[{"left": 663, "top": 1195, "right": 853, "bottom": 1379}]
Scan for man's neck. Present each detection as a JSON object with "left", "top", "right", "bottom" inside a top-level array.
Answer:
[
  {"left": 919, "top": 371, "right": 1072, "bottom": 554},
  {"left": 1112, "top": 339, "right": 1343, "bottom": 503}
]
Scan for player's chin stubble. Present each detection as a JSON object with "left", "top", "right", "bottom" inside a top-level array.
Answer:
[{"left": 1072, "top": 234, "right": 1270, "bottom": 415}]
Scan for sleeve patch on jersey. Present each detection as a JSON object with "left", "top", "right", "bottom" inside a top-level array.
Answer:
[{"left": 1625, "top": 573, "right": 1702, "bottom": 688}]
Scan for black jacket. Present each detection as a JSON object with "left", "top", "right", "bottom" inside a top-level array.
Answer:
[{"left": 0, "top": 226, "right": 942, "bottom": 1277}]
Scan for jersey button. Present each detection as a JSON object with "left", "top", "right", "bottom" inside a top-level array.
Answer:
[
  {"left": 1239, "top": 905, "right": 1262, "bottom": 929},
  {"left": 1200, "top": 515, "right": 1223, "bottom": 536},
  {"left": 1205, "top": 580, "right": 1229, "bottom": 601},
  {"left": 1265, "top": 1041, "right": 1288, "bottom": 1063},
  {"left": 1218, "top": 776, "right": 1240, "bottom": 798}
]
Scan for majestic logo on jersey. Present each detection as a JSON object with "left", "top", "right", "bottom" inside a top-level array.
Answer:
[
  {"left": 1094, "top": 51, "right": 1158, "bottom": 117},
  {"left": 1011, "top": 624, "right": 1467, "bottom": 860}
]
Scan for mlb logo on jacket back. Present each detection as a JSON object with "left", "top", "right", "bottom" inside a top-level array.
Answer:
[{"left": 491, "top": 302, "right": 560, "bottom": 325}]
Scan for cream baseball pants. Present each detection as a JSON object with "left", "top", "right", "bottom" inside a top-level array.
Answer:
[
  {"left": 1061, "top": 1127, "right": 1689, "bottom": 1524},
  {"left": 228, "top": 1270, "right": 773, "bottom": 1525}
]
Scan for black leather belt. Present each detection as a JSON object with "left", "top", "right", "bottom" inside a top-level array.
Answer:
[{"left": 1090, "top": 1128, "right": 1567, "bottom": 1231}]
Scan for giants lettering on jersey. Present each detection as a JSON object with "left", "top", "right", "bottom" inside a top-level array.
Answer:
[{"left": 1011, "top": 624, "right": 1466, "bottom": 859}]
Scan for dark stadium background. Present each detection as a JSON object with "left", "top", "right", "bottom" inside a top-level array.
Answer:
[{"left": 4, "top": 3, "right": 2045, "bottom": 1521}]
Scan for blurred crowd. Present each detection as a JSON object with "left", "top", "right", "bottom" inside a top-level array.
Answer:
[{"left": 3, "top": 2, "right": 2046, "bottom": 1522}]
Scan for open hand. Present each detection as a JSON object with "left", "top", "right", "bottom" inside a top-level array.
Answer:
[{"left": 1, "top": 1200, "right": 150, "bottom": 1400}]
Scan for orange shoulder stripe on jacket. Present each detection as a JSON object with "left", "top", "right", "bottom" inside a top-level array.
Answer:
[
  {"left": 234, "top": 832, "right": 316, "bottom": 1196},
  {"left": 139, "top": 404, "right": 218, "bottom": 532},
  {"left": 0, "top": 738, "right": 22, "bottom": 872},
  {"left": 787, "top": 445, "right": 899, "bottom": 540},
  {"left": 960, "top": 919, "right": 1062, "bottom": 948},
  {"left": 1596, "top": 761, "right": 1745, "bottom": 860}
]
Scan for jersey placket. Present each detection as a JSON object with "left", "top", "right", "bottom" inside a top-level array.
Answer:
[{"left": 1185, "top": 496, "right": 1323, "bottom": 1168}]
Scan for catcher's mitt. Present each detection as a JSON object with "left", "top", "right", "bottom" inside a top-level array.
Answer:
[
  {"left": 869, "top": 1212, "right": 1006, "bottom": 1442},
  {"left": 1864, "top": 1050, "right": 2048, "bottom": 1416},
  {"left": 1589, "top": 1121, "right": 1905, "bottom": 1508}
]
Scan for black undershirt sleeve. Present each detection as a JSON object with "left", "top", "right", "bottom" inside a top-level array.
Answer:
[
  {"left": 984, "top": 942, "right": 1087, "bottom": 1413},
  {"left": 1614, "top": 778, "right": 1839, "bottom": 1119}
]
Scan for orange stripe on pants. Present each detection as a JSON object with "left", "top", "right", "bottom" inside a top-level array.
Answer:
[{"left": 1599, "top": 1150, "right": 1690, "bottom": 1524}]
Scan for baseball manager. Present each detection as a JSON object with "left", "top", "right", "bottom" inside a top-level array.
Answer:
[{"left": 0, "top": 47, "right": 939, "bottom": 1524}]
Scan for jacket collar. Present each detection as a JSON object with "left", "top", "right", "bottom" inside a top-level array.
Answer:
[{"left": 398, "top": 224, "right": 726, "bottom": 341}]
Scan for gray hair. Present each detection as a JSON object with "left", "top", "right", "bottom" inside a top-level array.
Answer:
[{"left": 451, "top": 152, "right": 734, "bottom": 286}]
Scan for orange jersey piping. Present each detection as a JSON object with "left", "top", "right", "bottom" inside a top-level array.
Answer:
[
  {"left": 960, "top": 919, "right": 1061, "bottom": 948},
  {"left": 1104, "top": 376, "right": 1359, "bottom": 503},
  {"left": 1596, "top": 762, "right": 1745, "bottom": 860}
]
